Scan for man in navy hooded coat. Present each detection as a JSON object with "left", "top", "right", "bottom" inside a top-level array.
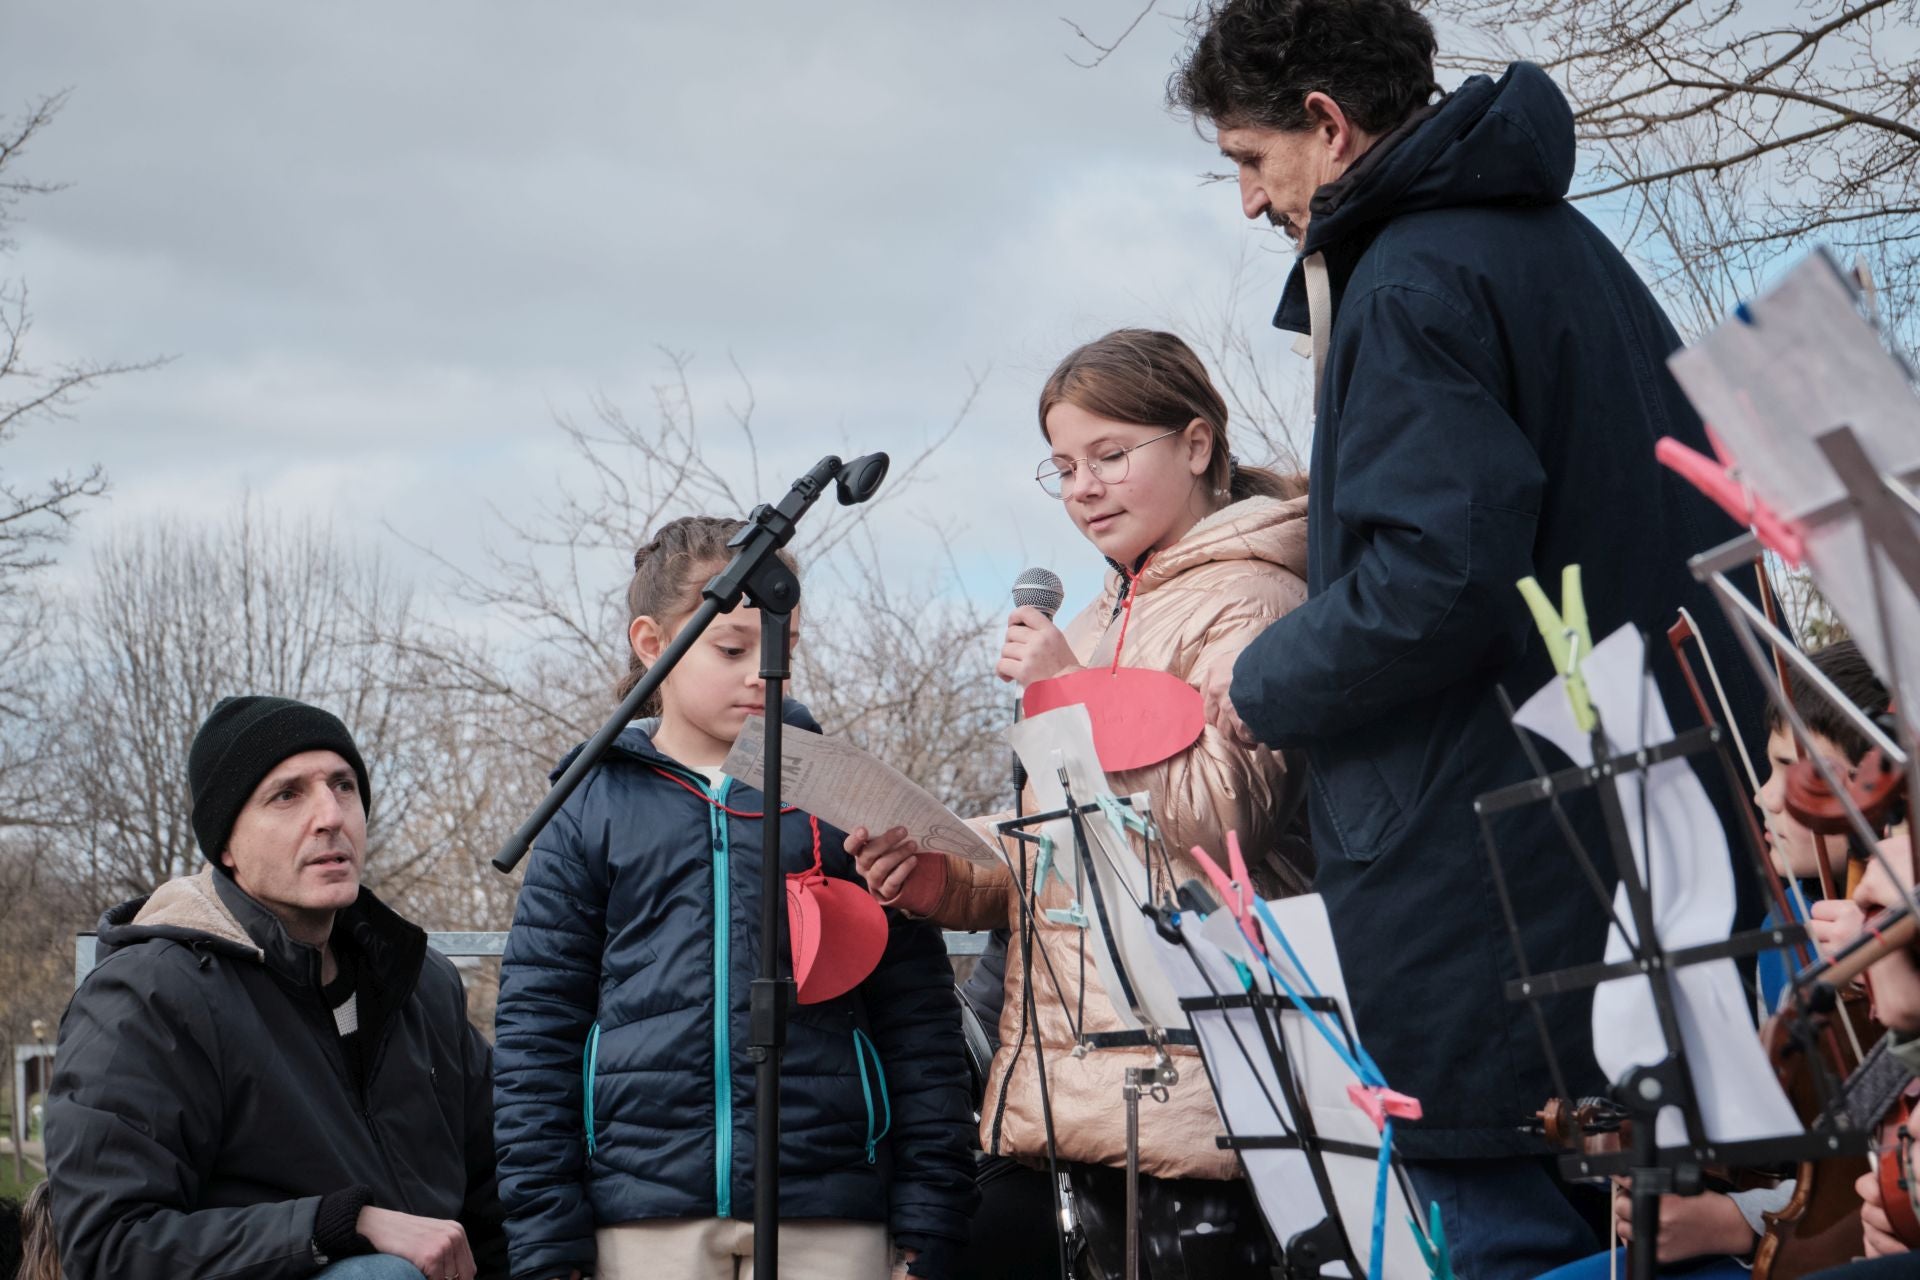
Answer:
[{"left": 1171, "top": 3, "right": 1768, "bottom": 1276}]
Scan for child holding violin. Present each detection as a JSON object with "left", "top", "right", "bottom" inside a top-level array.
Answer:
[
  {"left": 1800, "top": 647, "right": 1914, "bottom": 1265},
  {"left": 1538, "top": 640, "right": 1892, "bottom": 1280}
]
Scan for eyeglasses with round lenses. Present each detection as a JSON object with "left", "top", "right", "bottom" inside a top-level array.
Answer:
[{"left": 1034, "top": 427, "right": 1184, "bottom": 499}]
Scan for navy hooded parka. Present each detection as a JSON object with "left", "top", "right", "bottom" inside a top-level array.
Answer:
[
  {"left": 493, "top": 709, "right": 976, "bottom": 1280},
  {"left": 1229, "top": 63, "right": 1768, "bottom": 1158}
]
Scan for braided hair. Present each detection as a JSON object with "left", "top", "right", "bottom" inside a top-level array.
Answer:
[{"left": 617, "top": 516, "right": 800, "bottom": 715}]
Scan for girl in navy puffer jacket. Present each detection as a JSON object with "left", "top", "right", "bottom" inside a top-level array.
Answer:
[{"left": 493, "top": 516, "right": 976, "bottom": 1280}]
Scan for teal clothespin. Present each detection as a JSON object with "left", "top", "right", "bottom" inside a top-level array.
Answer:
[
  {"left": 1227, "top": 954, "right": 1255, "bottom": 992},
  {"left": 1033, "top": 833, "right": 1070, "bottom": 894},
  {"left": 1096, "top": 792, "right": 1148, "bottom": 839},
  {"left": 1045, "top": 901, "right": 1089, "bottom": 929},
  {"left": 1517, "top": 564, "right": 1597, "bottom": 733},
  {"left": 1036, "top": 833, "right": 1084, "bottom": 926},
  {"left": 1411, "top": 1199, "right": 1452, "bottom": 1280}
]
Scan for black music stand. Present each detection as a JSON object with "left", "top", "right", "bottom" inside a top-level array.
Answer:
[{"left": 1478, "top": 677, "right": 1864, "bottom": 1280}]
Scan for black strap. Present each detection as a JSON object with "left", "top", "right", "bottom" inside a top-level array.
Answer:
[{"left": 1080, "top": 1028, "right": 1199, "bottom": 1050}]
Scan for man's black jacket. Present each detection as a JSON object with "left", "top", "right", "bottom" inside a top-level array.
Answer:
[
  {"left": 1230, "top": 63, "right": 1766, "bottom": 1157},
  {"left": 45, "top": 868, "right": 507, "bottom": 1278}
]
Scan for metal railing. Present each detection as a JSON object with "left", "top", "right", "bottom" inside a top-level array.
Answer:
[{"left": 75, "top": 929, "right": 988, "bottom": 986}]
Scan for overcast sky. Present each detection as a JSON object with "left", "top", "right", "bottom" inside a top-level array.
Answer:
[
  {"left": 2, "top": 2, "right": 1331, "bottom": 625},
  {"left": 3, "top": 3, "right": 1560, "bottom": 634}
]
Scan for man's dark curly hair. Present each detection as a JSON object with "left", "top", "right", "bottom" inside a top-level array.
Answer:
[{"left": 1169, "top": 0, "right": 1440, "bottom": 135}]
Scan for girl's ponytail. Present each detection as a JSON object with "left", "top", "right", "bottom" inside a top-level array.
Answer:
[
  {"left": 1227, "top": 457, "right": 1308, "bottom": 502},
  {"left": 618, "top": 516, "right": 800, "bottom": 717}
]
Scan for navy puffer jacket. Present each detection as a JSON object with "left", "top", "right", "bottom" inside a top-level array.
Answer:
[{"left": 493, "top": 710, "right": 976, "bottom": 1280}]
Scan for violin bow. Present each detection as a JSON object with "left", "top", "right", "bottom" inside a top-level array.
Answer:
[{"left": 1667, "top": 606, "right": 1811, "bottom": 968}]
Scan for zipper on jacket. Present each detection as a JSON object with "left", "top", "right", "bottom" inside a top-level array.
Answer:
[
  {"left": 852, "top": 1028, "right": 891, "bottom": 1164},
  {"left": 709, "top": 774, "right": 735, "bottom": 1217},
  {"left": 323, "top": 1000, "right": 416, "bottom": 1215},
  {"left": 583, "top": 1021, "right": 602, "bottom": 1157}
]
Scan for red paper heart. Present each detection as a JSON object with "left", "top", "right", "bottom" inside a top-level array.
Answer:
[
  {"left": 785, "top": 871, "right": 890, "bottom": 1005},
  {"left": 1022, "top": 666, "right": 1206, "bottom": 772}
]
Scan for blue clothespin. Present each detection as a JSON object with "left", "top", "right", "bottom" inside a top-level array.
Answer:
[{"left": 1517, "top": 564, "right": 1597, "bottom": 733}]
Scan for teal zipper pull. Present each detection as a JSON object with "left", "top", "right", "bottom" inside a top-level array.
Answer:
[
  {"left": 852, "top": 1028, "right": 892, "bottom": 1165},
  {"left": 582, "top": 1022, "right": 602, "bottom": 1157}
]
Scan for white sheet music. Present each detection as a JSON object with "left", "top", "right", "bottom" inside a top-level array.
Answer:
[
  {"left": 1515, "top": 626, "right": 1801, "bottom": 1146},
  {"left": 1150, "top": 898, "right": 1427, "bottom": 1277},
  {"left": 1006, "top": 703, "right": 1189, "bottom": 1031}
]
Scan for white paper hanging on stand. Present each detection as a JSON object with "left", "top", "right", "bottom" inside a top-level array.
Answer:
[
  {"left": 1515, "top": 625, "right": 1800, "bottom": 1145},
  {"left": 1007, "top": 703, "right": 1188, "bottom": 1031},
  {"left": 1667, "top": 252, "right": 1920, "bottom": 710},
  {"left": 1147, "top": 898, "right": 1427, "bottom": 1278}
]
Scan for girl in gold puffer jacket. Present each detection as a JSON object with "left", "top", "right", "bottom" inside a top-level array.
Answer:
[{"left": 850, "top": 328, "right": 1313, "bottom": 1273}]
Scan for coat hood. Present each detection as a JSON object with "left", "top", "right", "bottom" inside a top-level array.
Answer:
[
  {"left": 96, "top": 866, "right": 426, "bottom": 997},
  {"left": 1304, "top": 62, "right": 1574, "bottom": 256},
  {"left": 1275, "top": 62, "right": 1575, "bottom": 334},
  {"left": 1103, "top": 494, "right": 1309, "bottom": 607},
  {"left": 98, "top": 868, "right": 264, "bottom": 964}
]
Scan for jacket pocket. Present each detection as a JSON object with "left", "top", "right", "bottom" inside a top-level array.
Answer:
[
  {"left": 851, "top": 1028, "right": 892, "bottom": 1165},
  {"left": 1307, "top": 733, "right": 1407, "bottom": 864}
]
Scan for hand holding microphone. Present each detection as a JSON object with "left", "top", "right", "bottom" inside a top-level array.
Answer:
[{"left": 997, "top": 567, "right": 1078, "bottom": 687}]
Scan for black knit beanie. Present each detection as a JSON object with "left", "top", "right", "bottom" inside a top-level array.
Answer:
[{"left": 187, "top": 695, "right": 372, "bottom": 868}]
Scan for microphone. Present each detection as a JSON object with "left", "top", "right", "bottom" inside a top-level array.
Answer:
[
  {"left": 1012, "top": 566, "right": 1065, "bottom": 621},
  {"left": 1010, "top": 567, "right": 1064, "bottom": 798}
]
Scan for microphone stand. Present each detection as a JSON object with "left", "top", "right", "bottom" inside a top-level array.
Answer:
[{"left": 492, "top": 450, "right": 889, "bottom": 1280}]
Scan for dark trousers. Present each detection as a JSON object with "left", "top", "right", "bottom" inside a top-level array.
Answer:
[
  {"left": 1404, "top": 1156, "right": 1606, "bottom": 1280},
  {"left": 953, "top": 1156, "right": 1277, "bottom": 1280},
  {"left": 954, "top": 1156, "right": 1065, "bottom": 1280}
]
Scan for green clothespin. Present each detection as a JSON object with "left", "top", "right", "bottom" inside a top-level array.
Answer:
[
  {"left": 1517, "top": 564, "right": 1597, "bottom": 733},
  {"left": 1410, "top": 1200, "right": 1452, "bottom": 1280}
]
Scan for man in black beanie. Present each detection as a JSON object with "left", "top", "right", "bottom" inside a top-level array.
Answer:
[{"left": 45, "top": 695, "right": 508, "bottom": 1280}]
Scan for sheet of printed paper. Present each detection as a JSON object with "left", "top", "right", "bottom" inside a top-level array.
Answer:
[
  {"left": 1148, "top": 901, "right": 1425, "bottom": 1276},
  {"left": 1007, "top": 703, "right": 1189, "bottom": 1031},
  {"left": 722, "top": 716, "right": 1000, "bottom": 865},
  {"left": 1667, "top": 251, "right": 1920, "bottom": 709},
  {"left": 1516, "top": 626, "right": 1800, "bottom": 1145}
]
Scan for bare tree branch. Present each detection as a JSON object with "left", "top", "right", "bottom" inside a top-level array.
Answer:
[{"left": 1061, "top": 1, "right": 1161, "bottom": 68}]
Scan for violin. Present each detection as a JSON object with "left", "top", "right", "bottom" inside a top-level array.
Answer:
[
  {"left": 1783, "top": 745, "right": 1907, "bottom": 897},
  {"left": 1665, "top": 603, "right": 1887, "bottom": 1276},
  {"left": 1751, "top": 992, "right": 1880, "bottom": 1278},
  {"left": 1773, "top": 735, "right": 1913, "bottom": 1265},
  {"left": 1878, "top": 1075, "right": 1920, "bottom": 1248}
]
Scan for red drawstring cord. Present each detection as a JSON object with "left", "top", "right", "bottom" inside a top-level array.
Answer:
[
  {"left": 647, "top": 764, "right": 824, "bottom": 871},
  {"left": 1108, "top": 552, "right": 1153, "bottom": 675}
]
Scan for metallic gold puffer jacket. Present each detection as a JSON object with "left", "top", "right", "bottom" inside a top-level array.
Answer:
[{"left": 932, "top": 495, "right": 1312, "bottom": 1178}]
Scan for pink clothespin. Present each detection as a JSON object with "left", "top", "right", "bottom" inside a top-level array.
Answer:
[
  {"left": 1655, "top": 427, "right": 1806, "bottom": 565},
  {"left": 1188, "top": 831, "right": 1265, "bottom": 956},
  {"left": 1347, "top": 1083, "right": 1424, "bottom": 1132}
]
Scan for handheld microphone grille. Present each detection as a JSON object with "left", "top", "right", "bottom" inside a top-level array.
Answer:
[{"left": 1011, "top": 567, "right": 1065, "bottom": 621}]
